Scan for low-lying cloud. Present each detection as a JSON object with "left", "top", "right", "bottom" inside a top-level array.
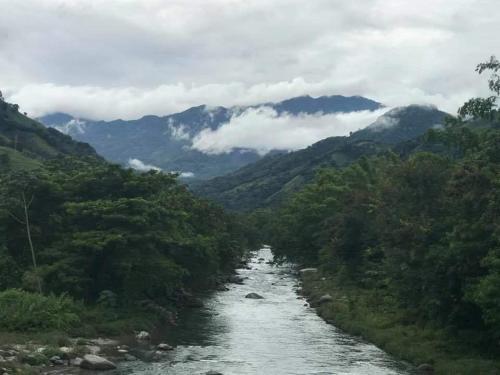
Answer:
[
  {"left": 128, "top": 158, "right": 162, "bottom": 172},
  {"left": 191, "top": 107, "right": 388, "bottom": 155},
  {"left": 128, "top": 158, "right": 195, "bottom": 178}
]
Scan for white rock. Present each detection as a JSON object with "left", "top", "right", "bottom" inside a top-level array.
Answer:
[
  {"left": 157, "top": 343, "right": 174, "bottom": 351},
  {"left": 136, "top": 331, "right": 151, "bottom": 341},
  {"left": 80, "top": 354, "right": 116, "bottom": 371}
]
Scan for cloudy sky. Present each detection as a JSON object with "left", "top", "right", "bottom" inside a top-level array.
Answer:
[{"left": 0, "top": 0, "right": 498, "bottom": 121}]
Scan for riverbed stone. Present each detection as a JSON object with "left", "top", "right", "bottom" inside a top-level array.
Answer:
[
  {"left": 157, "top": 343, "right": 174, "bottom": 351},
  {"left": 80, "top": 354, "right": 117, "bottom": 371},
  {"left": 245, "top": 292, "right": 264, "bottom": 299},
  {"left": 136, "top": 331, "right": 151, "bottom": 341},
  {"left": 71, "top": 357, "right": 83, "bottom": 366}
]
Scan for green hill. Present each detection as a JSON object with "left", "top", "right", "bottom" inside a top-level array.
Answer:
[{"left": 0, "top": 99, "right": 99, "bottom": 171}]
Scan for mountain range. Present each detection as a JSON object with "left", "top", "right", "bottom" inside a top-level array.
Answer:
[
  {"left": 38, "top": 95, "right": 383, "bottom": 180},
  {"left": 193, "top": 105, "right": 449, "bottom": 211}
]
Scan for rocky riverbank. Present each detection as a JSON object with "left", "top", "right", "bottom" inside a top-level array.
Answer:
[{"left": 0, "top": 257, "right": 254, "bottom": 375}]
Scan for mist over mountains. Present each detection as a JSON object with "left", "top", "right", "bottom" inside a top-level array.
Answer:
[
  {"left": 194, "top": 104, "right": 449, "bottom": 210},
  {"left": 38, "top": 95, "right": 383, "bottom": 179}
]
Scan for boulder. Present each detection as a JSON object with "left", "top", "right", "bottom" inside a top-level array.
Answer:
[
  {"left": 80, "top": 354, "right": 116, "bottom": 371},
  {"left": 71, "top": 357, "right": 83, "bottom": 366},
  {"left": 206, "top": 371, "right": 223, "bottom": 375},
  {"left": 157, "top": 343, "right": 174, "bottom": 351},
  {"left": 50, "top": 356, "right": 64, "bottom": 365},
  {"left": 245, "top": 293, "right": 264, "bottom": 299},
  {"left": 136, "top": 331, "right": 151, "bottom": 341}
]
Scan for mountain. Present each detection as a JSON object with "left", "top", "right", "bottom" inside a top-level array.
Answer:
[
  {"left": 193, "top": 105, "right": 449, "bottom": 211},
  {"left": 38, "top": 95, "right": 383, "bottom": 180},
  {"left": 0, "top": 100, "right": 99, "bottom": 172}
]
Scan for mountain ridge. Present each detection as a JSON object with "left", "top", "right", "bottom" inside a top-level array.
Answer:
[{"left": 38, "top": 95, "right": 383, "bottom": 179}]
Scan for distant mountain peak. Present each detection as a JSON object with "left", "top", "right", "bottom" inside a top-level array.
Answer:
[{"left": 37, "top": 94, "right": 384, "bottom": 180}]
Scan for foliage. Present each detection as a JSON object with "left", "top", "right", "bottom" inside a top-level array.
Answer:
[
  {"left": 271, "top": 57, "right": 500, "bottom": 352},
  {"left": 0, "top": 289, "right": 80, "bottom": 331},
  {"left": 0, "top": 156, "right": 251, "bottom": 307}
]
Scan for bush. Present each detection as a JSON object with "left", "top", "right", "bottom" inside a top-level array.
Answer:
[{"left": 0, "top": 289, "right": 81, "bottom": 332}]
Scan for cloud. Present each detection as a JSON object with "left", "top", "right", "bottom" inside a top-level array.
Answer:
[
  {"left": 127, "top": 158, "right": 195, "bottom": 177},
  {"left": 167, "top": 120, "right": 191, "bottom": 141},
  {"left": 128, "top": 158, "right": 162, "bottom": 172},
  {"left": 0, "top": 0, "right": 498, "bottom": 120},
  {"left": 179, "top": 172, "right": 195, "bottom": 178},
  {"left": 191, "top": 107, "right": 388, "bottom": 155}
]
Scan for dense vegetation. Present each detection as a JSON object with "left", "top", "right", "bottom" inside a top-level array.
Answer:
[
  {"left": 194, "top": 105, "right": 447, "bottom": 211},
  {"left": 0, "top": 98, "right": 256, "bottom": 334},
  {"left": 270, "top": 58, "right": 500, "bottom": 369}
]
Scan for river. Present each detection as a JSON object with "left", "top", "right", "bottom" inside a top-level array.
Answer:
[{"left": 118, "top": 247, "right": 412, "bottom": 374}]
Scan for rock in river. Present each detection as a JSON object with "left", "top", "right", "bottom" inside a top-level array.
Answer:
[
  {"left": 245, "top": 293, "right": 264, "bottom": 299},
  {"left": 136, "top": 331, "right": 151, "bottom": 341},
  {"left": 80, "top": 354, "right": 117, "bottom": 371},
  {"left": 157, "top": 343, "right": 174, "bottom": 351}
]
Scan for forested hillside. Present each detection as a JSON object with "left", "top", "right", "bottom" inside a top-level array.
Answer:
[
  {"left": 268, "top": 57, "right": 500, "bottom": 373},
  {"left": 0, "top": 96, "right": 255, "bottom": 336},
  {"left": 0, "top": 96, "right": 98, "bottom": 173},
  {"left": 195, "top": 105, "right": 448, "bottom": 211}
]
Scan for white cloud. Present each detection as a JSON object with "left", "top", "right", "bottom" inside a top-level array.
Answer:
[
  {"left": 128, "top": 158, "right": 162, "bottom": 172},
  {"left": 179, "top": 172, "right": 195, "bottom": 178},
  {"left": 127, "top": 158, "right": 194, "bottom": 177},
  {"left": 167, "top": 120, "right": 191, "bottom": 141},
  {"left": 0, "top": 0, "right": 498, "bottom": 121},
  {"left": 54, "top": 119, "right": 86, "bottom": 135},
  {"left": 191, "top": 107, "right": 388, "bottom": 155}
]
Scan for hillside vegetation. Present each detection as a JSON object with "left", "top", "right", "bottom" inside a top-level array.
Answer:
[
  {"left": 0, "top": 100, "right": 97, "bottom": 172},
  {"left": 0, "top": 97, "right": 256, "bottom": 338},
  {"left": 268, "top": 57, "right": 500, "bottom": 373}
]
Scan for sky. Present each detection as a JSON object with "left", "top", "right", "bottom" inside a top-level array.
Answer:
[{"left": 0, "top": 0, "right": 498, "bottom": 126}]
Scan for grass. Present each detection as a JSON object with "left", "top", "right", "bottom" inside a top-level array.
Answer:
[{"left": 301, "top": 272, "right": 500, "bottom": 375}]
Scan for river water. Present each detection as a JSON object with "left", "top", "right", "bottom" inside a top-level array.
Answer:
[{"left": 119, "top": 247, "right": 412, "bottom": 375}]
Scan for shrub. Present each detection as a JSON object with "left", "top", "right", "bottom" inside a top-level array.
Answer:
[{"left": 0, "top": 289, "right": 81, "bottom": 332}]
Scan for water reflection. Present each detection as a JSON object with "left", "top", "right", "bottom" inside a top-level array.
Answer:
[{"left": 119, "top": 248, "right": 412, "bottom": 375}]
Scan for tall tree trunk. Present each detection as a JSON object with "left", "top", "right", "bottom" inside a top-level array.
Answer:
[{"left": 22, "top": 192, "right": 42, "bottom": 294}]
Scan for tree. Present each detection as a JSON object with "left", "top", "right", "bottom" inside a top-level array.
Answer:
[
  {"left": 458, "top": 56, "right": 499, "bottom": 122},
  {"left": 0, "top": 172, "right": 43, "bottom": 293}
]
